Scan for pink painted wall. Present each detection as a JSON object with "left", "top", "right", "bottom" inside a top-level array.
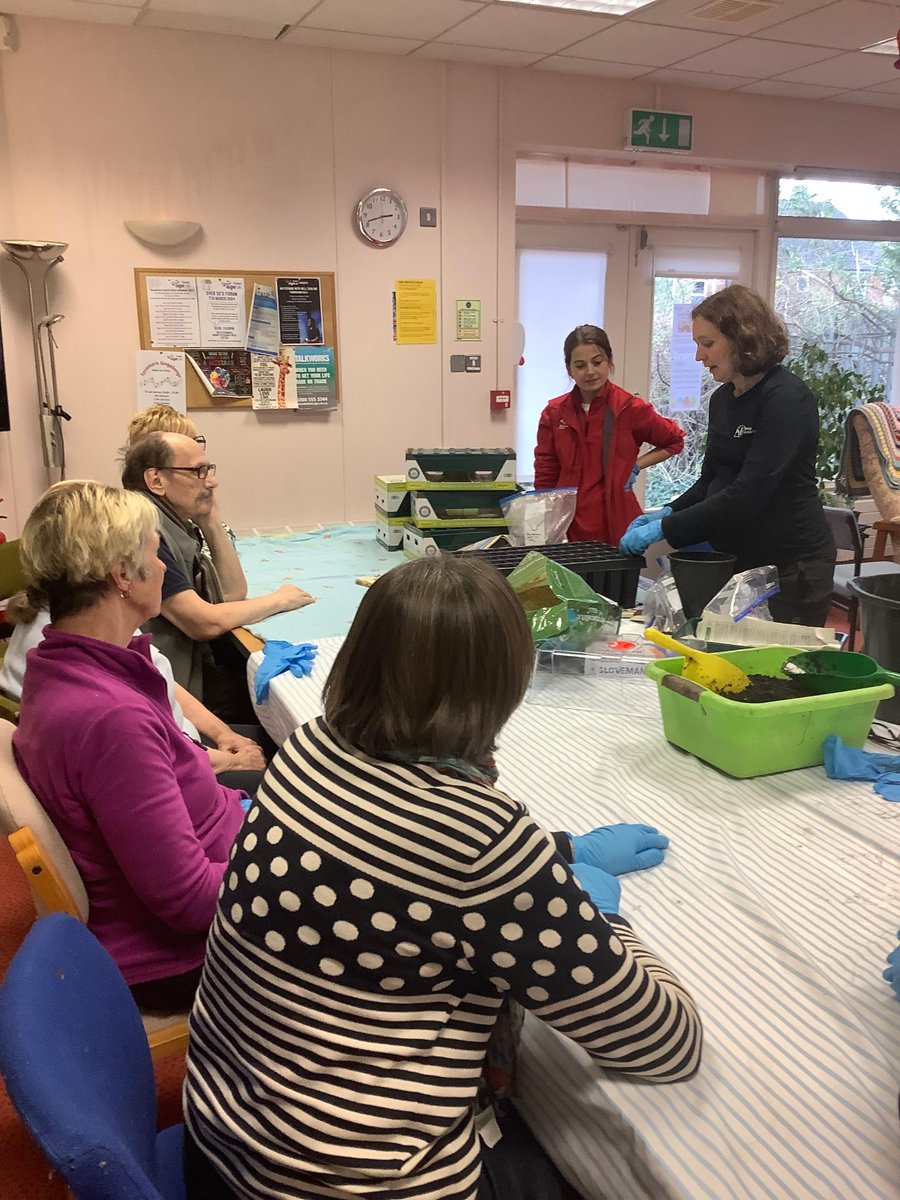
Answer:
[{"left": 0, "top": 17, "right": 896, "bottom": 532}]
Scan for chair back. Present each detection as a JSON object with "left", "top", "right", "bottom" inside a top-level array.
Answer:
[
  {"left": 0, "top": 912, "right": 185, "bottom": 1199},
  {"left": 823, "top": 506, "right": 864, "bottom": 566},
  {"left": 0, "top": 721, "right": 88, "bottom": 919},
  {"left": 0, "top": 538, "right": 26, "bottom": 601}
]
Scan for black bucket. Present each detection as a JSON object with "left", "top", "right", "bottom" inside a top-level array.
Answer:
[
  {"left": 847, "top": 573, "right": 900, "bottom": 723},
  {"left": 668, "top": 551, "right": 737, "bottom": 620}
]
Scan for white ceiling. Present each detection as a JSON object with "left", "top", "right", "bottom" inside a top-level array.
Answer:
[{"left": 6, "top": 0, "right": 900, "bottom": 108}]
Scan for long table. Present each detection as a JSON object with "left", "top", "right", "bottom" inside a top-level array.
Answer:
[{"left": 248, "top": 638, "right": 900, "bottom": 1200}]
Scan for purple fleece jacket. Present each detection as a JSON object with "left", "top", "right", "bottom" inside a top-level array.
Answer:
[{"left": 13, "top": 627, "right": 246, "bottom": 984}]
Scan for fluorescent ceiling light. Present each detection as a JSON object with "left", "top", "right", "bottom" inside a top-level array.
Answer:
[
  {"left": 860, "top": 38, "right": 898, "bottom": 55},
  {"left": 494, "top": 0, "right": 658, "bottom": 15}
]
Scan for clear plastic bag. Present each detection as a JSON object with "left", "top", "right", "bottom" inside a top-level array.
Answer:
[
  {"left": 506, "top": 550, "right": 620, "bottom": 650},
  {"left": 500, "top": 488, "right": 577, "bottom": 547},
  {"left": 702, "top": 565, "right": 780, "bottom": 622},
  {"left": 642, "top": 567, "right": 686, "bottom": 634}
]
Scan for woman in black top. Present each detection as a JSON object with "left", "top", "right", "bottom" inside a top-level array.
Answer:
[{"left": 620, "top": 285, "right": 835, "bottom": 625}]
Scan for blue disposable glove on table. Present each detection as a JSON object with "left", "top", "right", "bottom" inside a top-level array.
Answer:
[
  {"left": 571, "top": 823, "right": 669, "bottom": 875},
  {"left": 823, "top": 735, "right": 900, "bottom": 802},
  {"left": 620, "top": 518, "right": 663, "bottom": 557},
  {"left": 625, "top": 464, "right": 641, "bottom": 492},
  {"left": 884, "top": 935, "right": 900, "bottom": 1000},
  {"left": 254, "top": 640, "right": 317, "bottom": 703},
  {"left": 571, "top": 861, "right": 621, "bottom": 915}
]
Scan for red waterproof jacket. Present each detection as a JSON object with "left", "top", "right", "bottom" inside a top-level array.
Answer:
[{"left": 534, "top": 381, "right": 684, "bottom": 544}]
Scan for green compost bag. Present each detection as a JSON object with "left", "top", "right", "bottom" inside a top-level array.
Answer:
[{"left": 506, "top": 551, "right": 621, "bottom": 650}]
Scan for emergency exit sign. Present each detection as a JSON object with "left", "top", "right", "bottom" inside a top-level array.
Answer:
[{"left": 627, "top": 109, "right": 693, "bottom": 152}]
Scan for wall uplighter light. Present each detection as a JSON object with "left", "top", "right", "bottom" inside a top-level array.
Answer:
[{"left": 123, "top": 219, "right": 202, "bottom": 247}]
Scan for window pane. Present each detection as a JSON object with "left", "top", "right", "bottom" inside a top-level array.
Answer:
[
  {"left": 567, "top": 162, "right": 710, "bottom": 215},
  {"left": 775, "top": 237, "right": 899, "bottom": 403},
  {"left": 516, "top": 249, "right": 606, "bottom": 478},
  {"left": 778, "top": 179, "right": 900, "bottom": 221},
  {"left": 645, "top": 277, "right": 732, "bottom": 508}
]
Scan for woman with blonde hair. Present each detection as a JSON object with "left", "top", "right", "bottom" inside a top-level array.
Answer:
[
  {"left": 12, "top": 481, "right": 246, "bottom": 1014},
  {"left": 184, "top": 555, "right": 700, "bottom": 1200}
]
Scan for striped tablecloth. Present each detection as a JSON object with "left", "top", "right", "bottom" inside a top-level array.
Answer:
[{"left": 249, "top": 639, "right": 900, "bottom": 1200}]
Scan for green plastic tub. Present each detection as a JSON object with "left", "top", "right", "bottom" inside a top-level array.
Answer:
[{"left": 644, "top": 644, "right": 894, "bottom": 778}]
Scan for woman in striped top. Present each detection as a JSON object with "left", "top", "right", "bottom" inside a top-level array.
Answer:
[{"left": 183, "top": 556, "right": 703, "bottom": 1200}]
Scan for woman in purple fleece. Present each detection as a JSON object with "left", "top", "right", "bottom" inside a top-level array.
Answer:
[{"left": 12, "top": 481, "right": 246, "bottom": 1015}]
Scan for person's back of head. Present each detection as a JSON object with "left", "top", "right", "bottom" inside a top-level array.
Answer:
[
  {"left": 121, "top": 432, "right": 174, "bottom": 493},
  {"left": 127, "top": 404, "right": 199, "bottom": 446},
  {"left": 21, "top": 480, "right": 158, "bottom": 622},
  {"left": 323, "top": 556, "right": 533, "bottom": 765}
]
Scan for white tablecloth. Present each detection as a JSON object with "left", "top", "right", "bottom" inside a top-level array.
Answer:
[{"left": 248, "top": 640, "right": 900, "bottom": 1200}]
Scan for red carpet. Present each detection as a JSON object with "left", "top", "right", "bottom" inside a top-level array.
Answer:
[{"left": 0, "top": 837, "right": 186, "bottom": 1198}]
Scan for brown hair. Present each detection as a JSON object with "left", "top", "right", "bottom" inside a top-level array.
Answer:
[
  {"left": 563, "top": 325, "right": 614, "bottom": 373},
  {"left": 323, "top": 556, "right": 533, "bottom": 763},
  {"left": 692, "top": 285, "right": 789, "bottom": 375},
  {"left": 121, "top": 432, "right": 174, "bottom": 492}
]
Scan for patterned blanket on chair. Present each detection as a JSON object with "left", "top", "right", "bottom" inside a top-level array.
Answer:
[{"left": 837, "top": 403, "right": 900, "bottom": 496}]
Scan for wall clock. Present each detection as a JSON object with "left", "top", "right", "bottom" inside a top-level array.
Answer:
[{"left": 355, "top": 187, "right": 408, "bottom": 248}]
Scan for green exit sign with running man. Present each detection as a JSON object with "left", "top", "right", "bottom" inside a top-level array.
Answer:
[{"left": 627, "top": 109, "right": 693, "bottom": 152}]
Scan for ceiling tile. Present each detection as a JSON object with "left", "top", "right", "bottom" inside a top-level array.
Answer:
[
  {"left": 831, "top": 88, "right": 900, "bottom": 105},
  {"left": 281, "top": 27, "right": 424, "bottom": 54},
  {"left": 775, "top": 48, "right": 899, "bottom": 86},
  {"left": 865, "top": 77, "right": 900, "bottom": 94},
  {"left": 642, "top": 66, "right": 751, "bottom": 87},
  {"left": 411, "top": 41, "right": 544, "bottom": 66},
  {"left": 673, "top": 36, "right": 838, "bottom": 75},
  {"left": 534, "top": 55, "right": 653, "bottom": 77},
  {"left": 755, "top": 0, "right": 896, "bottom": 49},
  {"left": 632, "top": 0, "right": 827, "bottom": 36},
  {"left": 9, "top": 0, "right": 138, "bottom": 20},
  {"left": 737, "top": 77, "right": 850, "bottom": 96},
  {"left": 559, "top": 21, "right": 732, "bottom": 65},
  {"left": 435, "top": 5, "right": 612, "bottom": 53},
  {"left": 139, "top": 9, "right": 288, "bottom": 37},
  {"left": 73, "top": 0, "right": 144, "bottom": 7},
  {"left": 144, "top": 0, "right": 315, "bottom": 17},
  {"left": 298, "top": 0, "right": 478, "bottom": 41}
]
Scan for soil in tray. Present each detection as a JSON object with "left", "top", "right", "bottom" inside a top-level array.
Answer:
[{"left": 726, "top": 674, "right": 811, "bottom": 704}]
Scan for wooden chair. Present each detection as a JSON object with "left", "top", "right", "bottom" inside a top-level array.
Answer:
[{"left": 0, "top": 722, "right": 189, "bottom": 1061}]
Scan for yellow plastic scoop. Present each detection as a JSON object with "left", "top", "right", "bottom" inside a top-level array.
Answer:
[{"left": 643, "top": 627, "right": 751, "bottom": 696}]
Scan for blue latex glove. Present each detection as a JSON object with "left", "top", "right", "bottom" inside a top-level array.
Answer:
[
  {"left": 884, "top": 935, "right": 900, "bottom": 1000},
  {"left": 254, "top": 640, "right": 317, "bottom": 703},
  {"left": 623, "top": 506, "right": 671, "bottom": 533},
  {"left": 571, "top": 861, "right": 621, "bottom": 915},
  {"left": 620, "top": 518, "right": 663, "bottom": 557},
  {"left": 824, "top": 736, "right": 900, "bottom": 802},
  {"left": 625, "top": 464, "right": 640, "bottom": 492},
  {"left": 572, "top": 823, "right": 669, "bottom": 876}
]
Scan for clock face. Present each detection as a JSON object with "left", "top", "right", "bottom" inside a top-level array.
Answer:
[{"left": 356, "top": 188, "right": 408, "bottom": 248}]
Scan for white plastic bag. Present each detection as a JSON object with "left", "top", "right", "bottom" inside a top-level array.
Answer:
[{"left": 501, "top": 488, "right": 577, "bottom": 547}]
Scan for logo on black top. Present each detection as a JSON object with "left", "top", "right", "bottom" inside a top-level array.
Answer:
[{"left": 733, "top": 425, "right": 755, "bottom": 438}]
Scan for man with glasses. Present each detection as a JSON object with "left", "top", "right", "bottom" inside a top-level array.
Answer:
[{"left": 122, "top": 432, "right": 313, "bottom": 723}]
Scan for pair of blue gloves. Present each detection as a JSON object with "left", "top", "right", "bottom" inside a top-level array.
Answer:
[
  {"left": 620, "top": 506, "right": 672, "bottom": 557},
  {"left": 254, "top": 640, "right": 317, "bottom": 702},
  {"left": 568, "top": 823, "right": 669, "bottom": 913},
  {"left": 884, "top": 934, "right": 900, "bottom": 1000}
]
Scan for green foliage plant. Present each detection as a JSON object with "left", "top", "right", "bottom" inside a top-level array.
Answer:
[{"left": 784, "top": 341, "right": 885, "bottom": 500}]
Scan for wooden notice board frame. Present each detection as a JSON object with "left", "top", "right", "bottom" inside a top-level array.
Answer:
[{"left": 134, "top": 268, "right": 339, "bottom": 412}]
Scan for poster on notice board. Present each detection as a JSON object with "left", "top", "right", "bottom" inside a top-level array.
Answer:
[{"left": 277, "top": 277, "right": 324, "bottom": 346}]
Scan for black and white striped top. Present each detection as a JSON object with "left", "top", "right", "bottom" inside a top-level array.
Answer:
[{"left": 184, "top": 717, "right": 702, "bottom": 1200}]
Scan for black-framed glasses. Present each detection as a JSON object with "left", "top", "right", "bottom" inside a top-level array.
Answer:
[{"left": 162, "top": 463, "right": 216, "bottom": 480}]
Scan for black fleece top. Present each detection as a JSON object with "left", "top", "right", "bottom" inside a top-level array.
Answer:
[{"left": 662, "top": 366, "right": 833, "bottom": 570}]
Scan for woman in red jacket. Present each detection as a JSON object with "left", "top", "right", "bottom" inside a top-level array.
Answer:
[{"left": 534, "top": 325, "right": 685, "bottom": 544}]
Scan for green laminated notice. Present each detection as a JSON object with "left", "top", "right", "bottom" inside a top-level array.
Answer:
[{"left": 506, "top": 551, "right": 620, "bottom": 649}]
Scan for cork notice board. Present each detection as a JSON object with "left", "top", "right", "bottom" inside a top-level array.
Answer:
[{"left": 134, "top": 268, "right": 339, "bottom": 412}]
